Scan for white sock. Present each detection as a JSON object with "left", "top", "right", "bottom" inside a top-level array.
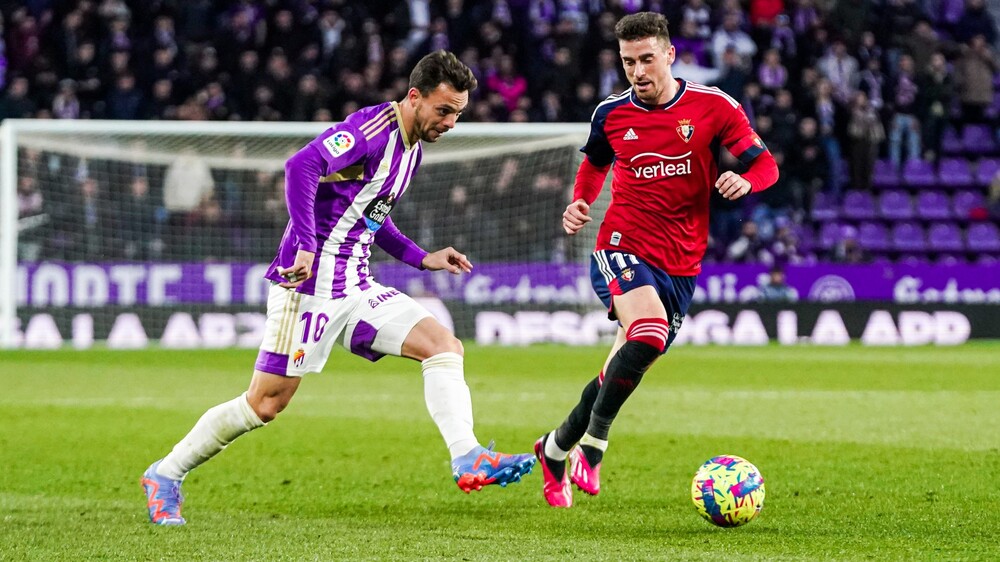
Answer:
[
  {"left": 156, "top": 392, "right": 266, "bottom": 481},
  {"left": 544, "top": 431, "right": 570, "bottom": 461},
  {"left": 580, "top": 433, "right": 609, "bottom": 452},
  {"left": 422, "top": 352, "right": 479, "bottom": 459}
]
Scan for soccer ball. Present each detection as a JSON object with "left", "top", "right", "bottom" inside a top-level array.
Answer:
[{"left": 691, "top": 455, "right": 765, "bottom": 527}]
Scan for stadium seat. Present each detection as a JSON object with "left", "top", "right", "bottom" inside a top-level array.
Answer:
[
  {"left": 901, "top": 159, "right": 937, "bottom": 187},
  {"left": 927, "top": 222, "right": 964, "bottom": 252},
  {"left": 975, "top": 157, "right": 1000, "bottom": 186},
  {"left": 934, "top": 253, "right": 963, "bottom": 265},
  {"left": 891, "top": 221, "right": 927, "bottom": 252},
  {"left": 976, "top": 254, "right": 999, "bottom": 265},
  {"left": 857, "top": 221, "right": 890, "bottom": 252},
  {"left": 989, "top": 92, "right": 1000, "bottom": 120},
  {"left": 941, "top": 128, "right": 962, "bottom": 156},
  {"left": 818, "top": 221, "right": 845, "bottom": 250},
  {"left": 962, "top": 125, "right": 997, "bottom": 155},
  {"left": 941, "top": 128, "right": 962, "bottom": 155},
  {"left": 810, "top": 191, "right": 838, "bottom": 222},
  {"left": 877, "top": 190, "right": 914, "bottom": 221},
  {"left": 841, "top": 190, "right": 876, "bottom": 221},
  {"left": 941, "top": 0, "right": 965, "bottom": 24},
  {"left": 897, "top": 253, "right": 929, "bottom": 265},
  {"left": 837, "top": 159, "right": 851, "bottom": 188},
  {"left": 793, "top": 224, "right": 816, "bottom": 252},
  {"left": 872, "top": 159, "right": 900, "bottom": 189},
  {"left": 915, "top": 191, "right": 952, "bottom": 221},
  {"left": 952, "top": 190, "right": 986, "bottom": 220},
  {"left": 799, "top": 251, "right": 820, "bottom": 265},
  {"left": 966, "top": 222, "right": 1000, "bottom": 252},
  {"left": 936, "top": 158, "right": 974, "bottom": 188}
]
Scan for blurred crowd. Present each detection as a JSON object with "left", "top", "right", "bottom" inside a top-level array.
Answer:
[
  {"left": 16, "top": 146, "right": 294, "bottom": 262},
  {"left": 7, "top": 0, "right": 1000, "bottom": 266}
]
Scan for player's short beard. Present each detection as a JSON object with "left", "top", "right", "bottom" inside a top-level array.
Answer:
[
  {"left": 414, "top": 107, "right": 438, "bottom": 143},
  {"left": 415, "top": 121, "right": 428, "bottom": 142},
  {"left": 634, "top": 83, "right": 658, "bottom": 103}
]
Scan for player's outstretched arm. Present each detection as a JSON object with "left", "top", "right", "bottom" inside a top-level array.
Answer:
[
  {"left": 277, "top": 249, "right": 315, "bottom": 288},
  {"left": 422, "top": 247, "right": 473, "bottom": 274},
  {"left": 563, "top": 199, "right": 592, "bottom": 235},
  {"left": 375, "top": 216, "right": 430, "bottom": 269}
]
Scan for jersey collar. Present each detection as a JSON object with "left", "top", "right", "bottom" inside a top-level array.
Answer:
[
  {"left": 391, "top": 101, "right": 415, "bottom": 150},
  {"left": 629, "top": 78, "right": 686, "bottom": 111}
]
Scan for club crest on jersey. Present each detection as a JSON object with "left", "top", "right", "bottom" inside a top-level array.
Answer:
[
  {"left": 621, "top": 268, "right": 634, "bottom": 282},
  {"left": 364, "top": 193, "right": 395, "bottom": 231},
  {"left": 293, "top": 348, "right": 306, "bottom": 367},
  {"left": 676, "top": 119, "right": 695, "bottom": 143}
]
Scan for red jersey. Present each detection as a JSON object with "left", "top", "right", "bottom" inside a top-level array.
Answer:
[{"left": 580, "top": 79, "right": 773, "bottom": 276}]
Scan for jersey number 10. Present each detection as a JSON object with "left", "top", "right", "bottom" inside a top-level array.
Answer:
[{"left": 300, "top": 312, "right": 329, "bottom": 343}]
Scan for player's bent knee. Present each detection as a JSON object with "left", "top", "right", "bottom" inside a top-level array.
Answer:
[
  {"left": 443, "top": 335, "right": 464, "bottom": 356},
  {"left": 246, "top": 385, "right": 296, "bottom": 423},
  {"left": 421, "top": 334, "right": 462, "bottom": 358},
  {"left": 251, "top": 397, "right": 285, "bottom": 423}
]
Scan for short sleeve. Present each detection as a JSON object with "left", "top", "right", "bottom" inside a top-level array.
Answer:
[
  {"left": 580, "top": 106, "right": 616, "bottom": 167},
  {"left": 719, "top": 101, "right": 768, "bottom": 166},
  {"left": 308, "top": 124, "right": 370, "bottom": 174}
]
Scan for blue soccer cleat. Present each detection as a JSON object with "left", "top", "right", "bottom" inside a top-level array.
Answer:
[
  {"left": 141, "top": 460, "right": 186, "bottom": 526},
  {"left": 451, "top": 441, "right": 536, "bottom": 493}
]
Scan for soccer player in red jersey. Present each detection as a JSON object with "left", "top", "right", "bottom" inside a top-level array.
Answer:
[{"left": 534, "top": 12, "right": 778, "bottom": 507}]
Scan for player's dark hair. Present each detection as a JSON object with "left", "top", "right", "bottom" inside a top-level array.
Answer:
[
  {"left": 409, "top": 50, "right": 478, "bottom": 96},
  {"left": 614, "top": 12, "right": 671, "bottom": 44}
]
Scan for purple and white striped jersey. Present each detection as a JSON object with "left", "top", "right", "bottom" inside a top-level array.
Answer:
[{"left": 264, "top": 102, "right": 429, "bottom": 298}]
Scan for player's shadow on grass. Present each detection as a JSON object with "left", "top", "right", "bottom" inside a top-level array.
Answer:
[{"left": 670, "top": 525, "right": 780, "bottom": 536}]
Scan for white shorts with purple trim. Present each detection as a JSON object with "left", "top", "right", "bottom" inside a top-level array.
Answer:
[{"left": 255, "top": 282, "right": 432, "bottom": 377}]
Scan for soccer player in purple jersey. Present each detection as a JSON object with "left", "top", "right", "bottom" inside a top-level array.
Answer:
[{"left": 141, "top": 51, "right": 535, "bottom": 526}]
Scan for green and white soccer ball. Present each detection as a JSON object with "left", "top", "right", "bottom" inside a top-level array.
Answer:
[{"left": 691, "top": 455, "right": 765, "bottom": 527}]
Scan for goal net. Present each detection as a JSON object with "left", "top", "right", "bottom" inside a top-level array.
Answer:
[{"left": 0, "top": 120, "right": 601, "bottom": 349}]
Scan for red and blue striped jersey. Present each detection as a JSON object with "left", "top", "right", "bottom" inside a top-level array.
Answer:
[{"left": 581, "top": 78, "right": 771, "bottom": 276}]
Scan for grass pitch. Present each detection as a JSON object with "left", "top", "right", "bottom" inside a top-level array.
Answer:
[{"left": 1, "top": 343, "right": 999, "bottom": 561}]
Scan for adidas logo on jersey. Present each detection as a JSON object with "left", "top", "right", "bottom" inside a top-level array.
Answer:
[{"left": 623, "top": 128, "right": 639, "bottom": 140}]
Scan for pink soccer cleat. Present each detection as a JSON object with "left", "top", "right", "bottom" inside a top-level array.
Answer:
[
  {"left": 534, "top": 435, "right": 572, "bottom": 508},
  {"left": 569, "top": 446, "right": 601, "bottom": 496}
]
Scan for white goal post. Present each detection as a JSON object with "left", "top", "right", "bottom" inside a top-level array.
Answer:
[{"left": 0, "top": 119, "right": 592, "bottom": 349}]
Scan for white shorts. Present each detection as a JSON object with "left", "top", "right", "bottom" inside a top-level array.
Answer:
[{"left": 254, "top": 282, "right": 432, "bottom": 377}]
